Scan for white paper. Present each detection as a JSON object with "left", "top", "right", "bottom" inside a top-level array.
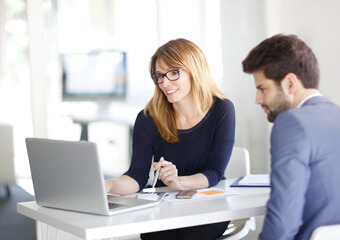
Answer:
[{"left": 239, "top": 174, "right": 270, "bottom": 185}]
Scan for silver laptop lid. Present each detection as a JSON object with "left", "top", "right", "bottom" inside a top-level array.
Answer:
[{"left": 26, "top": 138, "right": 111, "bottom": 215}]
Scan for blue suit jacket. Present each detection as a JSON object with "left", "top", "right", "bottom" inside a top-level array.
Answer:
[{"left": 259, "top": 96, "right": 340, "bottom": 240}]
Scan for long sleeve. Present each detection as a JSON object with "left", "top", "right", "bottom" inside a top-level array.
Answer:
[
  {"left": 259, "top": 111, "right": 311, "bottom": 240},
  {"left": 124, "top": 111, "right": 156, "bottom": 191},
  {"left": 201, "top": 98, "right": 235, "bottom": 187}
]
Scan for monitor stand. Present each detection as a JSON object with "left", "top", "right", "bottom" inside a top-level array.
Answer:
[{"left": 96, "top": 101, "right": 113, "bottom": 120}]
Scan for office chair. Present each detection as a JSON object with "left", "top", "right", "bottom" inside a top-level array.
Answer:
[
  {"left": 216, "top": 147, "right": 256, "bottom": 240},
  {"left": 310, "top": 224, "right": 340, "bottom": 240},
  {"left": 0, "top": 123, "right": 15, "bottom": 198}
]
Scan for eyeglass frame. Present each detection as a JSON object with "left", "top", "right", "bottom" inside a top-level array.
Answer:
[{"left": 151, "top": 69, "right": 184, "bottom": 85}]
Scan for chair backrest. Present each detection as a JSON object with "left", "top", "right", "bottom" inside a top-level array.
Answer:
[
  {"left": 224, "top": 147, "right": 250, "bottom": 179},
  {"left": 310, "top": 224, "right": 340, "bottom": 240},
  {"left": 0, "top": 123, "right": 15, "bottom": 185}
]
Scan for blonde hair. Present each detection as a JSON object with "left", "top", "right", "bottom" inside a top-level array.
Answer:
[{"left": 144, "top": 38, "right": 226, "bottom": 143}]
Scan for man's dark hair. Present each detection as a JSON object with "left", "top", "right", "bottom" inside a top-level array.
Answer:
[{"left": 242, "top": 34, "right": 319, "bottom": 88}]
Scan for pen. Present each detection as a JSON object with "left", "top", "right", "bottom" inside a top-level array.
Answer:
[{"left": 152, "top": 156, "right": 164, "bottom": 188}]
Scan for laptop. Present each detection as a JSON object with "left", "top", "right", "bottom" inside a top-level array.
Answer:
[{"left": 25, "top": 137, "right": 159, "bottom": 216}]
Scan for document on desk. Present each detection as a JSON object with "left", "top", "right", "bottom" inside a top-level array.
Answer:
[
  {"left": 163, "top": 188, "right": 239, "bottom": 202},
  {"left": 230, "top": 174, "right": 270, "bottom": 187}
]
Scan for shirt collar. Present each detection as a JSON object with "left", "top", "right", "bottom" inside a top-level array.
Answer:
[{"left": 297, "top": 93, "right": 323, "bottom": 108}]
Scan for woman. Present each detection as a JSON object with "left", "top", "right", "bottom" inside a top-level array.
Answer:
[{"left": 105, "top": 38, "right": 235, "bottom": 240}]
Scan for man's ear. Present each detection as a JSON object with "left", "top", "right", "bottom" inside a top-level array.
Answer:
[{"left": 281, "top": 73, "right": 299, "bottom": 95}]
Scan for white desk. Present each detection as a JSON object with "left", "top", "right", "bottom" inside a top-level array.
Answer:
[{"left": 17, "top": 180, "right": 269, "bottom": 240}]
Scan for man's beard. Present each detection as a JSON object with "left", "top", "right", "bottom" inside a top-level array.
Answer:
[{"left": 265, "top": 91, "right": 291, "bottom": 122}]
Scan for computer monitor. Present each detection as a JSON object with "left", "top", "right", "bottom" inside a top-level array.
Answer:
[{"left": 61, "top": 50, "right": 127, "bottom": 102}]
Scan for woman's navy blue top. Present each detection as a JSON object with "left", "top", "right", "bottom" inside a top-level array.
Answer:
[{"left": 125, "top": 98, "right": 235, "bottom": 190}]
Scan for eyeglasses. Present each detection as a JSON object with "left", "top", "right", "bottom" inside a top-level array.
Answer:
[{"left": 151, "top": 69, "right": 184, "bottom": 84}]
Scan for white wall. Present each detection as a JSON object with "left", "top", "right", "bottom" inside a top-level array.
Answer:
[
  {"left": 266, "top": 0, "right": 340, "bottom": 106},
  {"left": 220, "top": 0, "right": 271, "bottom": 174},
  {"left": 220, "top": 0, "right": 340, "bottom": 174}
]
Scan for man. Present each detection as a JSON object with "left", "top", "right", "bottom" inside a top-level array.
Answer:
[{"left": 242, "top": 34, "right": 340, "bottom": 240}]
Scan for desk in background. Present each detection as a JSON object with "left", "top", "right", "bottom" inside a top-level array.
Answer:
[
  {"left": 17, "top": 179, "right": 269, "bottom": 240},
  {"left": 70, "top": 103, "right": 141, "bottom": 167},
  {"left": 70, "top": 103, "right": 139, "bottom": 141}
]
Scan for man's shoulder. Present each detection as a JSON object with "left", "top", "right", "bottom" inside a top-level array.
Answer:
[
  {"left": 277, "top": 96, "right": 333, "bottom": 118},
  {"left": 273, "top": 96, "right": 340, "bottom": 137}
]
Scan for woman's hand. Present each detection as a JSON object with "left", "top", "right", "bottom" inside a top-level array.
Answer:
[
  {"left": 105, "top": 181, "right": 112, "bottom": 193},
  {"left": 153, "top": 158, "right": 181, "bottom": 190},
  {"left": 105, "top": 175, "right": 140, "bottom": 195},
  {"left": 153, "top": 158, "right": 209, "bottom": 190}
]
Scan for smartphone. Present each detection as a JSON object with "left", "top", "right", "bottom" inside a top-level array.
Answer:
[{"left": 175, "top": 190, "right": 197, "bottom": 199}]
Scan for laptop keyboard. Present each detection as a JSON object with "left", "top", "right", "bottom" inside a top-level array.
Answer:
[{"left": 108, "top": 202, "right": 128, "bottom": 209}]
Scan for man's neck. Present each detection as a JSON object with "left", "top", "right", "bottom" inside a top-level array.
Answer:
[{"left": 293, "top": 88, "right": 320, "bottom": 108}]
